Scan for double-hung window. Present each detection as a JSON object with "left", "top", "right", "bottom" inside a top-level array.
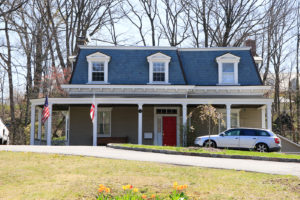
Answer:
[
  {"left": 147, "top": 52, "right": 171, "bottom": 84},
  {"left": 218, "top": 109, "right": 240, "bottom": 132},
  {"left": 86, "top": 52, "right": 110, "bottom": 84},
  {"left": 153, "top": 62, "right": 165, "bottom": 82},
  {"left": 92, "top": 62, "right": 105, "bottom": 82},
  {"left": 216, "top": 53, "right": 240, "bottom": 85},
  {"left": 222, "top": 63, "right": 234, "bottom": 84},
  {"left": 97, "top": 108, "right": 112, "bottom": 137}
]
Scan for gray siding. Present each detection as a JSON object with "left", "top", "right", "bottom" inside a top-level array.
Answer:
[
  {"left": 142, "top": 106, "right": 154, "bottom": 145},
  {"left": 69, "top": 105, "right": 154, "bottom": 145},
  {"left": 69, "top": 106, "right": 93, "bottom": 145},
  {"left": 240, "top": 108, "right": 262, "bottom": 128},
  {"left": 110, "top": 106, "right": 138, "bottom": 143}
]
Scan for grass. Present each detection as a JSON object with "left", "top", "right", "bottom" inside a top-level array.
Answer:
[
  {"left": 0, "top": 151, "right": 299, "bottom": 200},
  {"left": 117, "top": 144, "right": 300, "bottom": 160}
]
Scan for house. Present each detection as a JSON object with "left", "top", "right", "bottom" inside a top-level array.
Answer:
[
  {"left": 0, "top": 118, "right": 9, "bottom": 144},
  {"left": 29, "top": 45, "right": 272, "bottom": 146}
]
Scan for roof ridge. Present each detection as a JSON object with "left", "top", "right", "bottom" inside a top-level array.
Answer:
[{"left": 78, "top": 45, "right": 251, "bottom": 51}]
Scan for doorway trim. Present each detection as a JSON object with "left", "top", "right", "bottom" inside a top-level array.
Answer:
[{"left": 153, "top": 107, "right": 180, "bottom": 146}]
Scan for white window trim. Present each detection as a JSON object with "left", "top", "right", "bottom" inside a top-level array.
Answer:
[
  {"left": 216, "top": 53, "right": 240, "bottom": 85},
  {"left": 147, "top": 53, "right": 171, "bottom": 84},
  {"left": 86, "top": 52, "right": 111, "bottom": 84},
  {"left": 97, "top": 107, "right": 112, "bottom": 137}
]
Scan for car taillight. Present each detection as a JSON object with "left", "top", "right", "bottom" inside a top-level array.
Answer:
[{"left": 274, "top": 138, "right": 280, "bottom": 144}]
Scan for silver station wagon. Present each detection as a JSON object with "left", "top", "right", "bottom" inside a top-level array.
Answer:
[{"left": 194, "top": 128, "right": 281, "bottom": 152}]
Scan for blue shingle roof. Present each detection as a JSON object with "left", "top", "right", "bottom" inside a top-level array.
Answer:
[{"left": 70, "top": 47, "right": 262, "bottom": 86}]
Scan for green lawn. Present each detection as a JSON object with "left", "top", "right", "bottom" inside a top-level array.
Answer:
[
  {"left": 0, "top": 151, "right": 299, "bottom": 200},
  {"left": 116, "top": 144, "right": 300, "bottom": 160}
]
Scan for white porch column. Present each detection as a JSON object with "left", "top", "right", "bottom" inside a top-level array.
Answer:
[
  {"left": 46, "top": 103, "right": 53, "bottom": 146},
  {"left": 267, "top": 103, "right": 272, "bottom": 130},
  {"left": 93, "top": 104, "right": 98, "bottom": 146},
  {"left": 138, "top": 104, "right": 143, "bottom": 145},
  {"left": 65, "top": 111, "right": 70, "bottom": 145},
  {"left": 226, "top": 103, "right": 231, "bottom": 129},
  {"left": 260, "top": 106, "right": 266, "bottom": 129},
  {"left": 37, "top": 108, "right": 42, "bottom": 140},
  {"left": 182, "top": 103, "right": 187, "bottom": 146},
  {"left": 30, "top": 104, "right": 36, "bottom": 145}
]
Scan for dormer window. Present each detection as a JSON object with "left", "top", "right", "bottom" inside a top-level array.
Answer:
[
  {"left": 147, "top": 52, "right": 171, "bottom": 84},
  {"left": 216, "top": 53, "right": 240, "bottom": 85},
  {"left": 86, "top": 52, "right": 110, "bottom": 84},
  {"left": 153, "top": 62, "right": 165, "bottom": 82},
  {"left": 92, "top": 62, "right": 104, "bottom": 81}
]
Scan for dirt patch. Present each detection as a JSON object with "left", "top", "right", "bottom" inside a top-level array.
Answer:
[{"left": 263, "top": 178, "right": 300, "bottom": 191}]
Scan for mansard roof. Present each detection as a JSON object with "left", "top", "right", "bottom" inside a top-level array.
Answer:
[{"left": 70, "top": 46, "right": 262, "bottom": 86}]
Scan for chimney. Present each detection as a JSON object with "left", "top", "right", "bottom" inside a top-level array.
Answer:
[{"left": 244, "top": 39, "right": 257, "bottom": 56}]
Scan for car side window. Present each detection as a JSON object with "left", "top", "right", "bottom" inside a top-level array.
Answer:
[
  {"left": 240, "top": 129, "right": 256, "bottom": 136},
  {"left": 256, "top": 130, "right": 270, "bottom": 137},
  {"left": 225, "top": 129, "right": 240, "bottom": 136}
]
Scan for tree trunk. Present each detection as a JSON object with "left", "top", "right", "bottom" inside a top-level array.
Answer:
[{"left": 4, "top": 19, "right": 17, "bottom": 144}]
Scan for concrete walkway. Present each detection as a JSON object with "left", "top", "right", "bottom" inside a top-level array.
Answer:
[{"left": 1, "top": 145, "right": 300, "bottom": 177}]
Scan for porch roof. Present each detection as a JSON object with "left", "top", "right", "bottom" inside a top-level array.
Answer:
[{"left": 30, "top": 96, "right": 273, "bottom": 106}]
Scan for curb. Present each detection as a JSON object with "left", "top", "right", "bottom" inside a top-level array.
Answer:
[{"left": 107, "top": 144, "right": 300, "bottom": 163}]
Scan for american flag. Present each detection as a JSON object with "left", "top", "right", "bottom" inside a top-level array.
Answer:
[
  {"left": 90, "top": 103, "right": 95, "bottom": 122},
  {"left": 42, "top": 96, "right": 50, "bottom": 124}
]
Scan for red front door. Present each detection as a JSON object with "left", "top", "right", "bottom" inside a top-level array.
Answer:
[{"left": 163, "top": 116, "right": 177, "bottom": 146}]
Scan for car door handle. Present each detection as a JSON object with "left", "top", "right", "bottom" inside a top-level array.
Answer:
[
  {"left": 235, "top": 137, "right": 239, "bottom": 139},
  {"left": 252, "top": 138, "right": 257, "bottom": 139}
]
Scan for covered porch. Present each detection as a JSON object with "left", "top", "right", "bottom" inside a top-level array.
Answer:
[{"left": 29, "top": 97, "right": 272, "bottom": 146}]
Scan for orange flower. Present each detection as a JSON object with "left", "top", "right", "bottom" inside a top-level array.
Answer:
[
  {"left": 151, "top": 194, "right": 156, "bottom": 198},
  {"left": 141, "top": 194, "right": 147, "bottom": 199},
  {"left": 98, "top": 187, "right": 104, "bottom": 193},
  {"left": 183, "top": 184, "right": 188, "bottom": 189},
  {"left": 98, "top": 184, "right": 110, "bottom": 193},
  {"left": 105, "top": 187, "right": 111, "bottom": 193}
]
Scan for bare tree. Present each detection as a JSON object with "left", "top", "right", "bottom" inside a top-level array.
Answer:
[
  {"left": 208, "top": 0, "right": 264, "bottom": 47},
  {"left": 185, "top": 0, "right": 214, "bottom": 47},
  {"left": 48, "top": 0, "right": 117, "bottom": 79},
  {"left": 158, "top": 0, "right": 189, "bottom": 46},
  {"left": 296, "top": 1, "right": 300, "bottom": 142},
  {"left": 0, "top": 12, "right": 16, "bottom": 143},
  {"left": 0, "top": 0, "right": 24, "bottom": 18}
]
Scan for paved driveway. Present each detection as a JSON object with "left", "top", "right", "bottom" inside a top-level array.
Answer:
[{"left": 1, "top": 145, "right": 300, "bottom": 177}]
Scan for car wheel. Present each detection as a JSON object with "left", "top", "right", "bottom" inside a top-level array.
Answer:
[
  {"left": 255, "top": 143, "right": 268, "bottom": 152},
  {"left": 204, "top": 140, "right": 216, "bottom": 148}
]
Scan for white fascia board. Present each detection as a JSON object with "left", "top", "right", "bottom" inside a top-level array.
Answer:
[
  {"left": 61, "top": 84, "right": 271, "bottom": 90},
  {"left": 79, "top": 45, "right": 251, "bottom": 51},
  {"left": 30, "top": 97, "right": 273, "bottom": 106},
  {"left": 179, "top": 47, "right": 251, "bottom": 51},
  {"left": 61, "top": 84, "right": 194, "bottom": 89},
  {"left": 79, "top": 45, "right": 177, "bottom": 50}
]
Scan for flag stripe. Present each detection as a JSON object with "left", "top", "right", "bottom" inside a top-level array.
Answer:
[
  {"left": 42, "top": 96, "right": 50, "bottom": 124},
  {"left": 90, "top": 104, "right": 95, "bottom": 122}
]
